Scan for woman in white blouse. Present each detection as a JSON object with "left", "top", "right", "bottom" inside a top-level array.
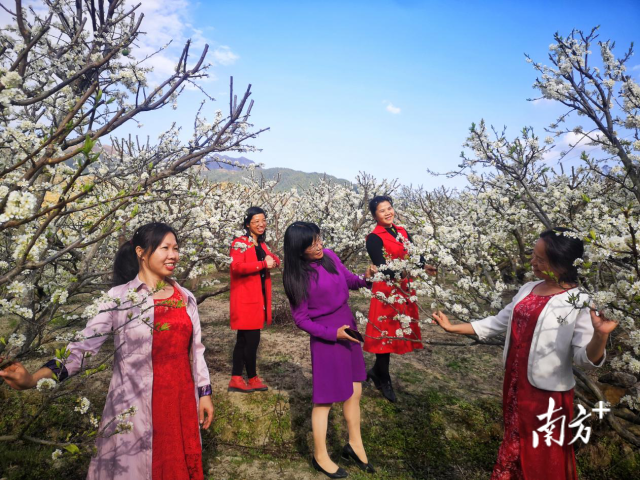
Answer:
[{"left": 432, "top": 228, "right": 617, "bottom": 480}]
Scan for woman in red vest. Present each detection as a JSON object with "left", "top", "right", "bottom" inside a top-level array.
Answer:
[
  {"left": 364, "top": 196, "right": 436, "bottom": 402},
  {"left": 229, "top": 207, "right": 280, "bottom": 392}
]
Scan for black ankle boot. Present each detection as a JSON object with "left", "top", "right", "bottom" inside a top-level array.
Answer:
[
  {"left": 366, "top": 368, "right": 382, "bottom": 390},
  {"left": 341, "top": 443, "right": 375, "bottom": 473},
  {"left": 380, "top": 380, "right": 397, "bottom": 403},
  {"left": 312, "top": 457, "right": 348, "bottom": 478}
]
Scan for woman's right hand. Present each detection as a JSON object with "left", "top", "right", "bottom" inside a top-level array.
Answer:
[
  {"left": 265, "top": 255, "right": 276, "bottom": 269},
  {"left": 0, "top": 361, "right": 36, "bottom": 390},
  {"left": 336, "top": 325, "right": 359, "bottom": 343},
  {"left": 431, "top": 311, "right": 453, "bottom": 332}
]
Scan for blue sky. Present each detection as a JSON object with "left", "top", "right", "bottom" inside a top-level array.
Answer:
[{"left": 132, "top": 0, "right": 640, "bottom": 188}]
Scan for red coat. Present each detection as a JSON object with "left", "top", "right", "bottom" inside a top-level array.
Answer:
[
  {"left": 364, "top": 224, "right": 423, "bottom": 355},
  {"left": 229, "top": 236, "right": 280, "bottom": 330}
]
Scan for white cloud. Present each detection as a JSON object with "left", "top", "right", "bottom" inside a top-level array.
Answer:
[
  {"left": 127, "top": 0, "right": 237, "bottom": 84},
  {"left": 211, "top": 46, "right": 239, "bottom": 66},
  {"left": 543, "top": 131, "right": 602, "bottom": 163},
  {"left": 531, "top": 98, "right": 554, "bottom": 107},
  {"left": 385, "top": 102, "right": 401, "bottom": 114}
]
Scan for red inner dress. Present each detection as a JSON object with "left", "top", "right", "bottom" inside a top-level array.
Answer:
[
  {"left": 152, "top": 288, "right": 204, "bottom": 480},
  {"left": 492, "top": 291, "right": 578, "bottom": 480}
]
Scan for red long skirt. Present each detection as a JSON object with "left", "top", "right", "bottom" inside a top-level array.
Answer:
[
  {"left": 492, "top": 292, "right": 578, "bottom": 480},
  {"left": 152, "top": 289, "right": 204, "bottom": 480}
]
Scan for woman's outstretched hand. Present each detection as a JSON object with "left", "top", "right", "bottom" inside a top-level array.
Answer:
[
  {"left": 198, "top": 395, "right": 214, "bottom": 430},
  {"left": 0, "top": 361, "right": 36, "bottom": 390},
  {"left": 589, "top": 308, "right": 618, "bottom": 336},
  {"left": 431, "top": 311, "right": 476, "bottom": 335},
  {"left": 337, "top": 325, "right": 359, "bottom": 343},
  {"left": 431, "top": 311, "right": 452, "bottom": 332}
]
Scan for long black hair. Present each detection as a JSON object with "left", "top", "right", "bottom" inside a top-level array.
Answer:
[
  {"left": 283, "top": 222, "right": 337, "bottom": 306},
  {"left": 112, "top": 222, "right": 179, "bottom": 286},
  {"left": 368, "top": 195, "right": 393, "bottom": 218},
  {"left": 243, "top": 206, "right": 267, "bottom": 243},
  {"left": 539, "top": 227, "right": 584, "bottom": 284}
]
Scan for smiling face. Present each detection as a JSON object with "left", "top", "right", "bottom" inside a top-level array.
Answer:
[
  {"left": 138, "top": 232, "right": 179, "bottom": 279},
  {"left": 303, "top": 236, "right": 324, "bottom": 261},
  {"left": 247, "top": 213, "right": 266, "bottom": 238},
  {"left": 374, "top": 201, "right": 395, "bottom": 227},
  {"left": 531, "top": 238, "right": 558, "bottom": 281}
]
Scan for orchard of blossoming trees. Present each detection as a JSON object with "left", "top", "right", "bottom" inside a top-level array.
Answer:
[{"left": 0, "top": 0, "right": 639, "bottom": 464}]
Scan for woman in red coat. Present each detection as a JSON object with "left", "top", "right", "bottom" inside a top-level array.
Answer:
[
  {"left": 229, "top": 207, "right": 280, "bottom": 392},
  {"left": 364, "top": 195, "right": 436, "bottom": 402}
]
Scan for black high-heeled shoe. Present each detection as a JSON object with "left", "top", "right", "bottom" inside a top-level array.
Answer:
[
  {"left": 341, "top": 443, "right": 375, "bottom": 473},
  {"left": 312, "top": 456, "right": 348, "bottom": 478}
]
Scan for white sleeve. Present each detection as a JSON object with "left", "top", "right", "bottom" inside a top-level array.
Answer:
[
  {"left": 572, "top": 301, "right": 605, "bottom": 368},
  {"left": 471, "top": 283, "right": 532, "bottom": 340}
]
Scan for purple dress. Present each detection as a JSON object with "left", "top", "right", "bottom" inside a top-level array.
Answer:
[{"left": 290, "top": 249, "right": 368, "bottom": 404}]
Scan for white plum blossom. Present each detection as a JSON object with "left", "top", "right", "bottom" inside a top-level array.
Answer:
[
  {"left": 75, "top": 397, "right": 91, "bottom": 415},
  {"left": 7, "top": 333, "right": 26, "bottom": 348},
  {"left": 115, "top": 421, "right": 134, "bottom": 434},
  {"left": 89, "top": 413, "right": 100, "bottom": 428},
  {"left": 51, "top": 289, "right": 69, "bottom": 305},
  {"left": 116, "top": 405, "right": 138, "bottom": 421},
  {"left": 55, "top": 331, "right": 85, "bottom": 343},
  {"left": 0, "top": 190, "right": 37, "bottom": 222},
  {"left": 125, "top": 289, "right": 140, "bottom": 304},
  {"left": 36, "top": 378, "right": 57, "bottom": 392}
]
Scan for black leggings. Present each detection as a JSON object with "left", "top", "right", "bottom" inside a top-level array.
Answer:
[
  {"left": 232, "top": 329, "right": 261, "bottom": 378},
  {"left": 373, "top": 353, "right": 391, "bottom": 383}
]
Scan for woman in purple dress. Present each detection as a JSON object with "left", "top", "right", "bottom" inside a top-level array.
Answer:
[{"left": 283, "top": 222, "right": 377, "bottom": 479}]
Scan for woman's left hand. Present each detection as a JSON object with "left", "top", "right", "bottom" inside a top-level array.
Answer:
[
  {"left": 365, "top": 265, "right": 378, "bottom": 280},
  {"left": 199, "top": 395, "right": 214, "bottom": 429},
  {"left": 424, "top": 264, "right": 437, "bottom": 277},
  {"left": 589, "top": 308, "right": 618, "bottom": 336}
]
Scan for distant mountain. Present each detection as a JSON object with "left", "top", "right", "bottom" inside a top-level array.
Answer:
[
  {"left": 204, "top": 154, "right": 255, "bottom": 171},
  {"left": 202, "top": 158, "right": 352, "bottom": 191}
]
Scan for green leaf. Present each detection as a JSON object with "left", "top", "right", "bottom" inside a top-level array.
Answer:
[
  {"left": 589, "top": 230, "right": 596, "bottom": 240},
  {"left": 64, "top": 444, "right": 80, "bottom": 455},
  {"left": 581, "top": 193, "right": 591, "bottom": 203},
  {"left": 82, "top": 134, "right": 95, "bottom": 156},
  {"left": 96, "top": 89, "right": 103, "bottom": 103}
]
